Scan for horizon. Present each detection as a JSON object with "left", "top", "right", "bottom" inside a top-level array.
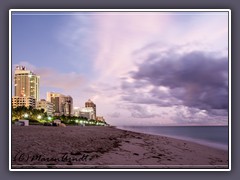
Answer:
[
  {"left": 11, "top": 10, "right": 229, "bottom": 126},
  {"left": 117, "top": 124, "right": 229, "bottom": 127}
]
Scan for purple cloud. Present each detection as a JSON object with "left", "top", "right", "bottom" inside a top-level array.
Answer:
[{"left": 121, "top": 48, "right": 228, "bottom": 120}]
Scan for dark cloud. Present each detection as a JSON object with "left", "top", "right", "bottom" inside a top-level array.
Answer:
[
  {"left": 121, "top": 49, "right": 228, "bottom": 119},
  {"left": 120, "top": 79, "right": 182, "bottom": 107}
]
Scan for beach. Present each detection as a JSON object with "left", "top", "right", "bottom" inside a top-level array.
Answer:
[{"left": 11, "top": 126, "right": 228, "bottom": 169}]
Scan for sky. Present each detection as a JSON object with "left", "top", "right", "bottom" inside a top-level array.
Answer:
[{"left": 11, "top": 11, "right": 229, "bottom": 126}]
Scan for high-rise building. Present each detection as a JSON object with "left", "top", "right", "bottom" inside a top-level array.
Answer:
[
  {"left": 12, "top": 96, "right": 36, "bottom": 108},
  {"left": 73, "top": 107, "right": 80, "bottom": 117},
  {"left": 36, "top": 99, "right": 54, "bottom": 115},
  {"left": 63, "top": 96, "right": 73, "bottom": 116},
  {"left": 85, "top": 99, "right": 96, "bottom": 120},
  {"left": 47, "top": 92, "right": 65, "bottom": 116},
  {"left": 14, "top": 66, "right": 40, "bottom": 101},
  {"left": 80, "top": 107, "right": 95, "bottom": 120},
  {"left": 47, "top": 92, "right": 73, "bottom": 116}
]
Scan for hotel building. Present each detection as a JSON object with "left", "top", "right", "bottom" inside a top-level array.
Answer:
[
  {"left": 63, "top": 96, "right": 73, "bottom": 116},
  {"left": 47, "top": 92, "right": 73, "bottom": 116},
  {"left": 79, "top": 107, "right": 95, "bottom": 120},
  {"left": 85, "top": 99, "right": 96, "bottom": 120},
  {"left": 36, "top": 99, "right": 54, "bottom": 115},
  {"left": 14, "top": 66, "right": 40, "bottom": 101},
  {"left": 12, "top": 66, "right": 39, "bottom": 108},
  {"left": 73, "top": 107, "right": 81, "bottom": 117},
  {"left": 12, "top": 96, "right": 36, "bottom": 108}
]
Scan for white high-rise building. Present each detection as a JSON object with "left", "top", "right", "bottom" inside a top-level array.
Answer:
[
  {"left": 85, "top": 99, "right": 96, "bottom": 120},
  {"left": 73, "top": 107, "right": 81, "bottom": 117},
  {"left": 80, "top": 107, "right": 95, "bottom": 120}
]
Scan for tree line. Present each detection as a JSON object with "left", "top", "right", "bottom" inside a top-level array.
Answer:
[{"left": 12, "top": 106, "right": 107, "bottom": 126}]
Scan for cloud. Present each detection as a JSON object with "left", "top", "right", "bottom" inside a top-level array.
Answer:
[
  {"left": 120, "top": 45, "right": 228, "bottom": 122},
  {"left": 107, "top": 112, "right": 121, "bottom": 118},
  {"left": 121, "top": 79, "right": 182, "bottom": 107},
  {"left": 172, "top": 106, "right": 228, "bottom": 125},
  {"left": 15, "top": 61, "right": 85, "bottom": 90},
  {"left": 92, "top": 11, "right": 229, "bottom": 124},
  {"left": 92, "top": 13, "right": 169, "bottom": 81},
  {"left": 129, "top": 105, "right": 159, "bottom": 118},
  {"left": 117, "top": 104, "right": 160, "bottom": 119},
  {"left": 41, "top": 71, "right": 85, "bottom": 90}
]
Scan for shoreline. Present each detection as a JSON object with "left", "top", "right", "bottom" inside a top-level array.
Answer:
[
  {"left": 116, "top": 126, "right": 228, "bottom": 151},
  {"left": 11, "top": 126, "right": 228, "bottom": 169}
]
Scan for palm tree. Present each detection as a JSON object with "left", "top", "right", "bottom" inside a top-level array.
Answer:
[{"left": 12, "top": 106, "right": 28, "bottom": 120}]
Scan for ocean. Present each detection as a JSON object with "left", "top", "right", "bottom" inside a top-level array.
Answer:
[{"left": 117, "top": 126, "right": 229, "bottom": 151}]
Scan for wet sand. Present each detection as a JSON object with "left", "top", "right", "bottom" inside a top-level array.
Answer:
[{"left": 11, "top": 126, "right": 228, "bottom": 169}]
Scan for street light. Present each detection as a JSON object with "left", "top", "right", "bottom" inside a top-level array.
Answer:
[
  {"left": 37, "top": 115, "right": 41, "bottom": 120},
  {"left": 48, "top": 117, "right": 52, "bottom": 121},
  {"left": 23, "top": 113, "right": 29, "bottom": 119}
]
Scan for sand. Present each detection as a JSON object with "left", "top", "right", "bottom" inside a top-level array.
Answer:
[{"left": 11, "top": 126, "right": 228, "bottom": 169}]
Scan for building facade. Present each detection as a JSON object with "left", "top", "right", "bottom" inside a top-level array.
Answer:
[
  {"left": 73, "top": 107, "right": 80, "bottom": 117},
  {"left": 36, "top": 99, "right": 54, "bottom": 115},
  {"left": 96, "top": 116, "right": 105, "bottom": 122},
  {"left": 14, "top": 66, "right": 40, "bottom": 101},
  {"left": 79, "top": 107, "right": 95, "bottom": 120},
  {"left": 12, "top": 96, "right": 36, "bottom": 108},
  {"left": 47, "top": 92, "right": 73, "bottom": 116},
  {"left": 63, "top": 96, "right": 73, "bottom": 116},
  {"left": 85, "top": 99, "right": 96, "bottom": 120},
  {"left": 47, "top": 92, "right": 65, "bottom": 116}
]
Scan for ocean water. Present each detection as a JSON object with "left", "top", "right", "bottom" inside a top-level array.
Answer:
[{"left": 117, "top": 126, "right": 229, "bottom": 151}]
